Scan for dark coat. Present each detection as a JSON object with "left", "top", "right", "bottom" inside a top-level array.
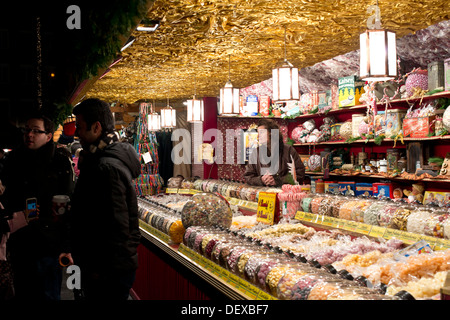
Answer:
[
  {"left": 244, "top": 144, "right": 305, "bottom": 187},
  {"left": 68, "top": 141, "right": 141, "bottom": 272},
  {"left": 0, "top": 142, "right": 75, "bottom": 257}
]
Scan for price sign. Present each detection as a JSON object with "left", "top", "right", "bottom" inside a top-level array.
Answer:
[
  {"left": 165, "top": 188, "right": 179, "bottom": 194},
  {"left": 256, "top": 192, "right": 279, "bottom": 225}
]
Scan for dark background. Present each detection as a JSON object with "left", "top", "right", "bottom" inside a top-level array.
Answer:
[{"left": 0, "top": 0, "right": 144, "bottom": 149}]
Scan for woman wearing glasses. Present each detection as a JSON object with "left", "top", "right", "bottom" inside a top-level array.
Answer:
[{"left": 0, "top": 111, "right": 75, "bottom": 300}]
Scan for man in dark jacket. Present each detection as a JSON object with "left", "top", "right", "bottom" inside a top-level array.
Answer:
[
  {"left": 0, "top": 112, "right": 75, "bottom": 300},
  {"left": 60, "top": 98, "right": 141, "bottom": 300}
]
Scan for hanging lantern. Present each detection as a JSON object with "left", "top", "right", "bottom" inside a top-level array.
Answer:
[
  {"left": 146, "top": 101, "right": 161, "bottom": 131},
  {"left": 272, "top": 27, "right": 300, "bottom": 102},
  {"left": 272, "top": 60, "right": 300, "bottom": 102},
  {"left": 161, "top": 105, "right": 176, "bottom": 128},
  {"left": 187, "top": 96, "right": 204, "bottom": 122},
  {"left": 359, "top": 5, "right": 397, "bottom": 82},
  {"left": 219, "top": 81, "right": 240, "bottom": 115},
  {"left": 148, "top": 113, "right": 161, "bottom": 131},
  {"left": 219, "top": 55, "right": 240, "bottom": 115}
]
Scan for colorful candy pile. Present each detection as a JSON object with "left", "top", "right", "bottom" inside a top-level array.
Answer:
[{"left": 180, "top": 192, "right": 233, "bottom": 229}]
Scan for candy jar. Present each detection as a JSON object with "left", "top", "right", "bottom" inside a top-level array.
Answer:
[
  {"left": 301, "top": 195, "right": 313, "bottom": 213},
  {"left": 423, "top": 208, "right": 450, "bottom": 239},
  {"left": 390, "top": 205, "right": 416, "bottom": 230},
  {"left": 181, "top": 192, "right": 233, "bottom": 229},
  {"left": 204, "top": 235, "right": 224, "bottom": 260},
  {"left": 310, "top": 194, "right": 325, "bottom": 215},
  {"left": 377, "top": 202, "right": 400, "bottom": 227},
  {"left": 243, "top": 252, "right": 270, "bottom": 284},
  {"left": 235, "top": 247, "right": 261, "bottom": 278},
  {"left": 406, "top": 207, "right": 433, "bottom": 235},
  {"left": 255, "top": 255, "right": 281, "bottom": 292},
  {"left": 168, "top": 219, "right": 186, "bottom": 244},
  {"left": 226, "top": 245, "right": 251, "bottom": 273},
  {"left": 318, "top": 194, "right": 334, "bottom": 216},
  {"left": 338, "top": 199, "right": 359, "bottom": 221},
  {"left": 363, "top": 200, "right": 387, "bottom": 226},
  {"left": 277, "top": 265, "right": 318, "bottom": 300},
  {"left": 183, "top": 226, "right": 197, "bottom": 247},
  {"left": 307, "top": 279, "right": 345, "bottom": 300},
  {"left": 405, "top": 68, "right": 428, "bottom": 97},
  {"left": 332, "top": 196, "right": 350, "bottom": 218},
  {"left": 265, "top": 260, "right": 298, "bottom": 297},
  {"left": 198, "top": 232, "right": 215, "bottom": 255},
  {"left": 326, "top": 285, "right": 383, "bottom": 300},
  {"left": 351, "top": 199, "right": 373, "bottom": 223},
  {"left": 290, "top": 272, "right": 331, "bottom": 300}
]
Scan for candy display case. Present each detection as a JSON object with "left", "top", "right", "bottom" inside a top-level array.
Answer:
[{"left": 136, "top": 179, "right": 450, "bottom": 300}]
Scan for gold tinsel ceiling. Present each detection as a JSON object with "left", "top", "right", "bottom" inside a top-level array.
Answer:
[{"left": 85, "top": 0, "right": 449, "bottom": 104}]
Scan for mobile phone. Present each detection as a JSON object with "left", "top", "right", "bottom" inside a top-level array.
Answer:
[{"left": 25, "top": 197, "right": 38, "bottom": 221}]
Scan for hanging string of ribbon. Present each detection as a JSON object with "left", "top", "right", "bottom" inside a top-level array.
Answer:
[{"left": 134, "top": 102, "right": 164, "bottom": 195}]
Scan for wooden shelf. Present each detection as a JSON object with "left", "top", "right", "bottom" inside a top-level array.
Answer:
[
  {"left": 386, "top": 90, "right": 450, "bottom": 105},
  {"left": 218, "top": 91, "right": 450, "bottom": 121},
  {"left": 293, "top": 135, "right": 450, "bottom": 147},
  {"left": 304, "top": 171, "right": 450, "bottom": 184},
  {"left": 218, "top": 105, "right": 369, "bottom": 121}
]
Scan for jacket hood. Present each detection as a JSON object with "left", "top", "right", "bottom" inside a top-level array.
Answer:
[{"left": 103, "top": 142, "right": 141, "bottom": 179}]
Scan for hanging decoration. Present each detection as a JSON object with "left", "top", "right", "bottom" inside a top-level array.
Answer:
[
  {"left": 359, "top": 3, "right": 397, "bottom": 82},
  {"left": 187, "top": 75, "right": 204, "bottom": 122},
  {"left": 219, "top": 55, "right": 240, "bottom": 115},
  {"left": 36, "top": 16, "right": 42, "bottom": 109},
  {"left": 134, "top": 102, "right": 164, "bottom": 195},
  {"left": 148, "top": 101, "right": 161, "bottom": 132},
  {"left": 272, "top": 26, "right": 300, "bottom": 102},
  {"left": 187, "top": 96, "right": 204, "bottom": 122},
  {"left": 161, "top": 97, "right": 177, "bottom": 128}
]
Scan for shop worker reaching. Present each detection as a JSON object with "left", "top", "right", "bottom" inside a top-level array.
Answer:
[
  {"left": 244, "top": 119, "right": 305, "bottom": 187},
  {"left": 0, "top": 111, "right": 75, "bottom": 300},
  {"left": 60, "top": 98, "right": 141, "bottom": 300}
]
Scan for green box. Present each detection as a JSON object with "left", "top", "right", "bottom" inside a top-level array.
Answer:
[{"left": 338, "top": 76, "right": 365, "bottom": 108}]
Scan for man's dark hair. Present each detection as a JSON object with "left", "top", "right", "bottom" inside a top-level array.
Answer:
[
  {"left": 73, "top": 98, "right": 115, "bottom": 135},
  {"left": 26, "top": 110, "right": 55, "bottom": 134}
]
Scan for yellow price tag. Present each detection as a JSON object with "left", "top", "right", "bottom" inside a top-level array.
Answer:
[{"left": 165, "top": 188, "right": 179, "bottom": 194}]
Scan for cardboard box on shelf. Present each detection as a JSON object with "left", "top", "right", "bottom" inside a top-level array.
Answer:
[
  {"left": 259, "top": 95, "right": 270, "bottom": 116},
  {"left": 324, "top": 181, "right": 339, "bottom": 194},
  {"left": 403, "top": 116, "right": 436, "bottom": 138},
  {"left": 373, "top": 182, "right": 397, "bottom": 198},
  {"left": 338, "top": 181, "right": 356, "bottom": 196},
  {"left": 338, "top": 76, "right": 365, "bottom": 108},
  {"left": 355, "top": 183, "right": 373, "bottom": 197},
  {"left": 423, "top": 191, "right": 450, "bottom": 206}
]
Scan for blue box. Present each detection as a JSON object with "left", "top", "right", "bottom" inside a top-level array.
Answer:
[
  {"left": 325, "top": 182, "right": 340, "bottom": 194},
  {"left": 338, "top": 181, "right": 356, "bottom": 196},
  {"left": 355, "top": 183, "right": 373, "bottom": 197}
]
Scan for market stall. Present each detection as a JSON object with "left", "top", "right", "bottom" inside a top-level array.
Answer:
[{"left": 132, "top": 179, "right": 450, "bottom": 300}]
